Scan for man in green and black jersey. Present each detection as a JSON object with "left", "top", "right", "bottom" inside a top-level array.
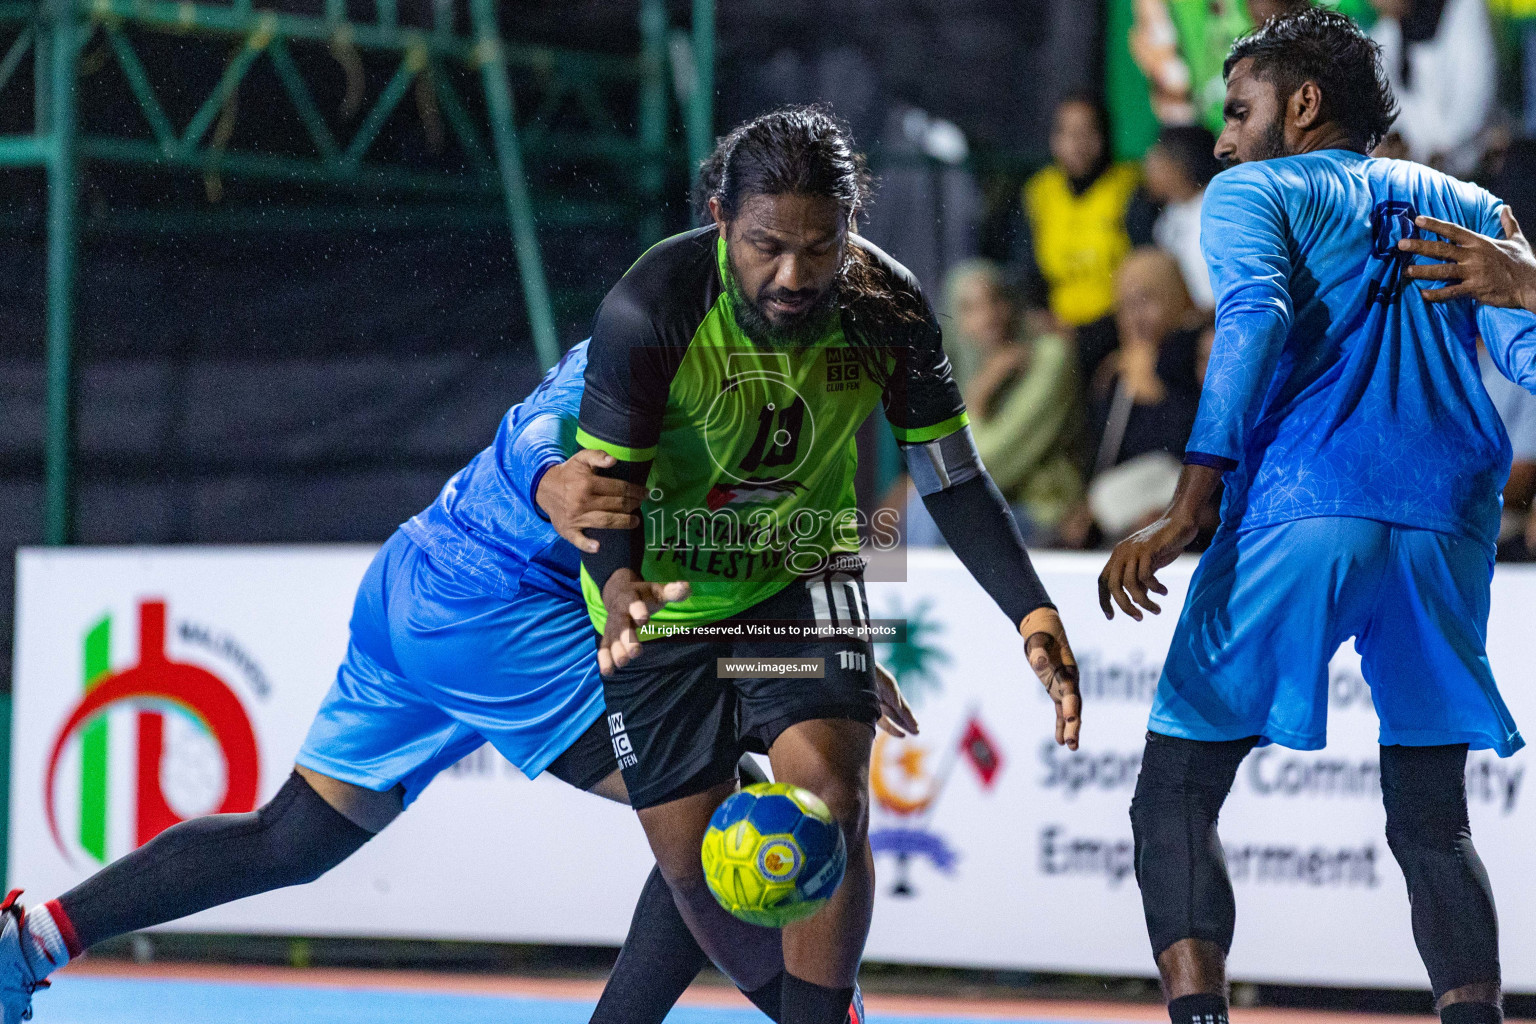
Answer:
[{"left": 576, "top": 106, "right": 1081, "bottom": 1023}]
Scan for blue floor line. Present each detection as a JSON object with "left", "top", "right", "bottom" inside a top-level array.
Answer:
[{"left": 35, "top": 975, "right": 1083, "bottom": 1024}]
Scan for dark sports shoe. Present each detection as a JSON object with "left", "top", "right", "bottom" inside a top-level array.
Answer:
[{"left": 0, "top": 892, "right": 50, "bottom": 1023}]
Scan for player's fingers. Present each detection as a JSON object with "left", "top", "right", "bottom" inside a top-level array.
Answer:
[
  {"left": 585, "top": 478, "right": 646, "bottom": 505},
  {"left": 575, "top": 511, "right": 639, "bottom": 531},
  {"left": 1398, "top": 236, "right": 1461, "bottom": 261},
  {"left": 1421, "top": 283, "right": 1474, "bottom": 303},
  {"left": 1113, "top": 557, "right": 1143, "bottom": 621},
  {"left": 1134, "top": 551, "right": 1163, "bottom": 614},
  {"left": 563, "top": 527, "right": 600, "bottom": 554},
  {"left": 1403, "top": 261, "right": 1465, "bottom": 281},
  {"left": 876, "top": 716, "right": 907, "bottom": 739},
  {"left": 627, "top": 597, "right": 653, "bottom": 626},
  {"left": 1122, "top": 556, "right": 1151, "bottom": 615},
  {"left": 1097, "top": 567, "right": 1116, "bottom": 619},
  {"left": 1146, "top": 569, "right": 1168, "bottom": 596},
  {"left": 883, "top": 685, "right": 919, "bottom": 735},
  {"left": 1060, "top": 692, "right": 1082, "bottom": 750},
  {"left": 573, "top": 448, "right": 617, "bottom": 469},
  {"left": 1502, "top": 205, "right": 1525, "bottom": 243},
  {"left": 617, "top": 624, "right": 642, "bottom": 665},
  {"left": 1413, "top": 214, "right": 1474, "bottom": 244},
  {"left": 659, "top": 581, "right": 691, "bottom": 604},
  {"left": 597, "top": 644, "right": 615, "bottom": 676},
  {"left": 580, "top": 492, "right": 643, "bottom": 514}
]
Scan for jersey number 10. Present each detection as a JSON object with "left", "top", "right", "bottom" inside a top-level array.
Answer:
[{"left": 739, "top": 398, "right": 807, "bottom": 473}]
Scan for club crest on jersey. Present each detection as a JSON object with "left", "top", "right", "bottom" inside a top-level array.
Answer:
[
  {"left": 706, "top": 479, "right": 804, "bottom": 510},
  {"left": 825, "top": 348, "right": 862, "bottom": 392}
]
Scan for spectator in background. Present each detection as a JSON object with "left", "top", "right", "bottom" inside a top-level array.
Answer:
[
  {"left": 1019, "top": 93, "right": 1144, "bottom": 383},
  {"left": 1143, "top": 125, "right": 1221, "bottom": 311},
  {"left": 953, "top": 261, "right": 1084, "bottom": 546},
  {"left": 898, "top": 261, "right": 1083, "bottom": 547},
  {"left": 1246, "top": 0, "right": 1312, "bottom": 25},
  {"left": 1077, "top": 248, "right": 1206, "bottom": 542},
  {"left": 1369, "top": 0, "right": 1496, "bottom": 178},
  {"left": 1481, "top": 341, "right": 1536, "bottom": 559}
]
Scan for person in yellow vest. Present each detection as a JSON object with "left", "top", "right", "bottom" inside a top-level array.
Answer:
[{"left": 1020, "top": 93, "right": 1145, "bottom": 381}]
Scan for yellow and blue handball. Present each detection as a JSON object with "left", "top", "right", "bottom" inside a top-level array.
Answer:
[{"left": 701, "top": 782, "right": 847, "bottom": 928}]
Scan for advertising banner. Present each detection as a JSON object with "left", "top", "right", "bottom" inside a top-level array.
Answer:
[{"left": 11, "top": 546, "right": 1536, "bottom": 989}]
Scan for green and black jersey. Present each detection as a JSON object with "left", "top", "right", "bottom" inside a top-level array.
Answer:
[{"left": 576, "top": 226, "right": 968, "bottom": 631}]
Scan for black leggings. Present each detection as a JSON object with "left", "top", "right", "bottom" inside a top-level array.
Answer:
[
  {"left": 1130, "top": 734, "right": 1501, "bottom": 998},
  {"left": 1381, "top": 743, "right": 1500, "bottom": 998},
  {"left": 59, "top": 771, "right": 373, "bottom": 949}
]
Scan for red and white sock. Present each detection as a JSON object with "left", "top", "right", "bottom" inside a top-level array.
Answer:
[{"left": 22, "top": 901, "right": 81, "bottom": 976}]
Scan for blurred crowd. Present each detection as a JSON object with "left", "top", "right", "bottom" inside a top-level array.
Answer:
[{"left": 889, "top": 0, "right": 1536, "bottom": 557}]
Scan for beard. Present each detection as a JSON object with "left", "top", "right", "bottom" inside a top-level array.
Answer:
[
  {"left": 725, "top": 248, "right": 840, "bottom": 349},
  {"left": 1222, "top": 113, "right": 1291, "bottom": 169}
]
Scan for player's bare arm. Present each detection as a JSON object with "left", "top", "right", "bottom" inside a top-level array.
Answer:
[
  {"left": 1098, "top": 463, "right": 1223, "bottom": 621},
  {"left": 535, "top": 448, "right": 645, "bottom": 553},
  {"left": 1399, "top": 207, "right": 1536, "bottom": 310}
]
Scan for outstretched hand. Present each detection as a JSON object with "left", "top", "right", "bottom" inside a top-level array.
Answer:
[
  {"left": 1399, "top": 207, "right": 1536, "bottom": 311},
  {"left": 1098, "top": 513, "right": 1198, "bottom": 621},
  {"left": 1021, "top": 607, "right": 1081, "bottom": 750},
  {"left": 597, "top": 570, "right": 690, "bottom": 676}
]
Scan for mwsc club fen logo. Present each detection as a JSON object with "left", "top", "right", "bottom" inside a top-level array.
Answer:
[{"left": 45, "top": 600, "right": 262, "bottom": 865}]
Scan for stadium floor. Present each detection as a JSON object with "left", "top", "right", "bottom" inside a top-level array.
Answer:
[{"left": 40, "top": 962, "right": 1453, "bottom": 1024}]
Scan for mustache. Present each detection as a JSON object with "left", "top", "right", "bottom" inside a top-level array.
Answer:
[{"left": 759, "top": 286, "right": 821, "bottom": 305}]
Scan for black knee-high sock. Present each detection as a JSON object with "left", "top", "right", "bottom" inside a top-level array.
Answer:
[
  {"left": 589, "top": 756, "right": 782, "bottom": 1024},
  {"left": 1169, "top": 993, "right": 1229, "bottom": 1024},
  {"left": 57, "top": 771, "right": 374, "bottom": 949},
  {"left": 590, "top": 865, "right": 714, "bottom": 1024},
  {"left": 782, "top": 973, "right": 854, "bottom": 1024},
  {"left": 1441, "top": 1002, "right": 1502, "bottom": 1024}
]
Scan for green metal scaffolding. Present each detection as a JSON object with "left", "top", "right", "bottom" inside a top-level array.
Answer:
[{"left": 0, "top": 0, "right": 717, "bottom": 545}]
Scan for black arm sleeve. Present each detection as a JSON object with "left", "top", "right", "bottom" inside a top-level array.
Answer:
[
  {"left": 920, "top": 474, "right": 1053, "bottom": 627},
  {"left": 583, "top": 457, "right": 651, "bottom": 597}
]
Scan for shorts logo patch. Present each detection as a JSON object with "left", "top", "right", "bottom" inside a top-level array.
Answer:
[{"left": 608, "top": 712, "right": 637, "bottom": 770}]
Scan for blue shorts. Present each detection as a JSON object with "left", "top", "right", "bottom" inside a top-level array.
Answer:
[
  {"left": 297, "top": 531, "right": 604, "bottom": 806},
  {"left": 1152, "top": 516, "right": 1523, "bottom": 756}
]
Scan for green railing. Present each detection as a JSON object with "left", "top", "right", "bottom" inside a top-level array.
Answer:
[{"left": 0, "top": 0, "right": 718, "bottom": 546}]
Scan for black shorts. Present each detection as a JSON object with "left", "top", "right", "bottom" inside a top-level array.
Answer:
[
  {"left": 544, "top": 714, "right": 619, "bottom": 793},
  {"left": 600, "top": 573, "right": 880, "bottom": 810}
]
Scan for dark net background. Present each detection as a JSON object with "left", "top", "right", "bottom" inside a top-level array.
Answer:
[{"left": 0, "top": 0, "right": 1101, "bottom": 689}]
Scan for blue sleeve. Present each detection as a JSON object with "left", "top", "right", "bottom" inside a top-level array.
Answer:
[
  {"left": 1474, "top": 201, "right": 1536, "bottom": 395},
  {"left": 507, "top": 410, "right": 578, "bottom": 521},
  {"left": 1185, "top": 167, "right": 1295, "bottom": 465},
  {"left": 504, "top": 344, "right": 588, "bottom": 521}
]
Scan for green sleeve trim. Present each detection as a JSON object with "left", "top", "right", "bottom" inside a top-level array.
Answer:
[
  {"left": 890, "top": 411, "right": 970, "bottom": 445},
  {"left": 575, "top": 427, "right": 656, "bottom": 463}
]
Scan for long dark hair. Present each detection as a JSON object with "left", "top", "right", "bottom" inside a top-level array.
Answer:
[{"left": 698, "top": 106, "right": 925, "bottom": 385}]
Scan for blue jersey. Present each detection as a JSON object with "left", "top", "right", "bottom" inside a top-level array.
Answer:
[
  {"left": 1191, "top": 150, "right": 1536, "bottom": 546},
  {"left": 400, "top": 342, "right": 589, "bottom": 598}
]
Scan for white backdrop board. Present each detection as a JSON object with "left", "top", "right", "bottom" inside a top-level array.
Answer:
[{"left": 10, "top": 546, "right": 1536, "bottom": 989}]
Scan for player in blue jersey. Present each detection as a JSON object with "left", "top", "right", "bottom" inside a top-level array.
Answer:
[
  {"left": 0, "top": 339, "right": 907, "bottom": 1024},
  {"left": 1097, "top": 11, "right": 1536, "bottom": 1024}
]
